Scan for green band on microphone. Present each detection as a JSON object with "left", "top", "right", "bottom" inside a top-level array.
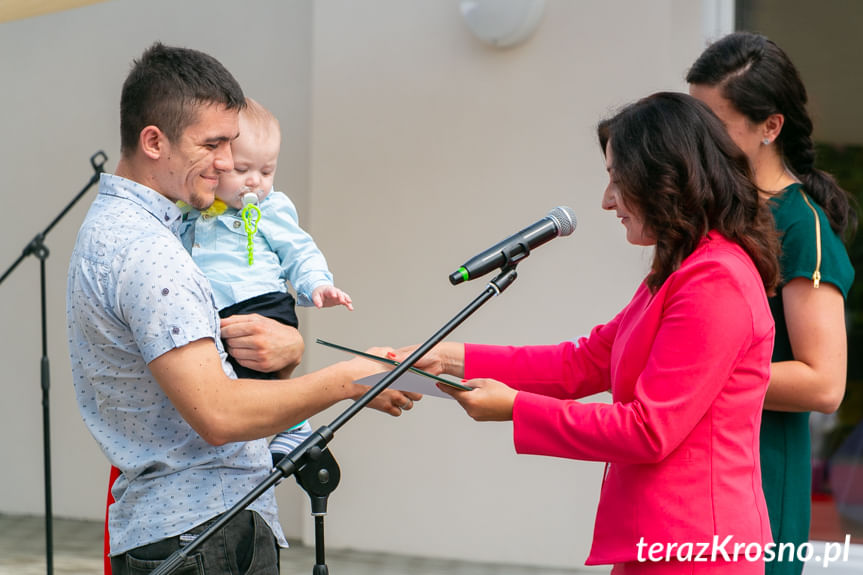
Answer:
[{"left": 458, "top": 267, "right": 469, "bottom": 282}]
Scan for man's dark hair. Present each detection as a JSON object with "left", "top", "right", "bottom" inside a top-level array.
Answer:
[{"left": 120, "top": 42, "right": 245, "bottom": 154}]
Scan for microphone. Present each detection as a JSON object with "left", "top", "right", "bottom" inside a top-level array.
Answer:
[{"left": 449, "top": 206, "right": 576, "bottom": 285}]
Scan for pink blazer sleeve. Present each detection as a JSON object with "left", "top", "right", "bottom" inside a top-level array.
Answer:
[
  {"left": 511, "top": 256, "right": 765, "bottom": 463},
  {"left": 464, "top": 307, "right": 625, "bottom": 400}
]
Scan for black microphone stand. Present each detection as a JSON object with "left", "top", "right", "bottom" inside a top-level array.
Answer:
[
  {"left": 150, "top": 265, "right": 519, "bottom": 575},
  {"left": 0, "top": 151, "right": 107, "bottom": 575}
]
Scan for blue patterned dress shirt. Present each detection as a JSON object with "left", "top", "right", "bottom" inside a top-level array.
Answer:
[{"left": 66, "top": 174, "right": 287, "bottom": 555}]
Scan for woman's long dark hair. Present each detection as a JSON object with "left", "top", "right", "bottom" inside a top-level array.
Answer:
[
  {"left": 687, "top": 31, "right": 857, "bottom": 241},
  {"left": 598, "top": 92, "right": 780, "bottom": 294}
]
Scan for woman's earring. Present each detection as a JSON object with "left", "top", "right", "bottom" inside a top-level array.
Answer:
[{"left": 762, "top": 138, "right": 771, "bottom": 145}]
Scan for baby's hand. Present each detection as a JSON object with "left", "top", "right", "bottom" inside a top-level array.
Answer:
[{"left": 312, "top": 285, "right": 354, "bottom": 310}]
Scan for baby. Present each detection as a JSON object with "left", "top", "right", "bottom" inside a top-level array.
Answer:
[{"left": 181, "top": 97, "right": 352, "bottom": 457}]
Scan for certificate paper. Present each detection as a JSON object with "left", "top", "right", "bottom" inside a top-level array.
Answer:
[
  {"left": 354, "top": 371, "right": 463, "bottom": 400},
  {"left": 316, "top": 339, "right": 472, "bottom": 399}
]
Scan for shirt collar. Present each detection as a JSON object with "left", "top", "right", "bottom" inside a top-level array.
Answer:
[
  {"left": 99, "top": 173, "right": 184, "bottom": 235},
  {"left": 185, "top": 186, "right": 278, "bottom": 221}
]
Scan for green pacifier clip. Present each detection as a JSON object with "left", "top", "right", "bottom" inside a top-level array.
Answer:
[{"left": 240, "top": 192, "right": 261, "bottom": 265}]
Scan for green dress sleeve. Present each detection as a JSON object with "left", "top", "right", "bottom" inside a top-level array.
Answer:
[{"left": 769, "top": 183, "right": 855, "bottom": 298}]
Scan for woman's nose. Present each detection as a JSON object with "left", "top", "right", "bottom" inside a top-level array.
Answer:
[{"left": 601, "top": 185, "right": 616, "bottom": 210}]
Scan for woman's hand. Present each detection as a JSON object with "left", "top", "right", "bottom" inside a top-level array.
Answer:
[
  {"left": 390, "top": 342, "right": 465, "bottom": 378},
  {"left": 438, "top": 378, "right": 516, "bottom": 422}
]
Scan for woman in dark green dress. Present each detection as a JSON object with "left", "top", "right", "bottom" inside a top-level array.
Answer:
[{"left": 687, "top": 32, "right": 856, "bottom": 575}]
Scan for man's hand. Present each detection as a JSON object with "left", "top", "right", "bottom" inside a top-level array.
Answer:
[
  {"left": 344, "top": 347, "right": 422, "bottom": 416},
  {"left": 312, "top": 285, "right": 354, "bottom": 310},
  {"left": 364, "top": 388, "right": 423, "bottom": 416},
  {"left": 220, "top": 314, "right": 304, "bottom": 375}
]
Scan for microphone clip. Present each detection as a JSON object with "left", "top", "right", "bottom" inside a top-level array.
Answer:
[
  {"left": 501, "top": 241, "right": 530, "bottom": 268},
  {"left": 485, "top": 242, "right": 527, "bottom": 295},
  {"left": 488, "top": 265, "right": 518, "bottom": 296}
]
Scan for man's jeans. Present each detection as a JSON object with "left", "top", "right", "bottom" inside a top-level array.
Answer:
[{"left": 110, "top": 510, "right": 279, "bottom": 574}]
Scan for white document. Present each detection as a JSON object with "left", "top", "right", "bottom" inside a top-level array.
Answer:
[{"left": 355, "top": 371, "right": 468, "bottom": 400}]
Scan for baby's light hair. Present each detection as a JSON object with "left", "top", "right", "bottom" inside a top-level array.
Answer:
[{"left": 242, "top": 97, "right": 280, "bottom": 139}]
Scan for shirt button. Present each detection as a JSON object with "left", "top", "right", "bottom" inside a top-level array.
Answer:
[
  {"left": 202, "top": 214, "right": 210, "bottom": 220},
  {"left": 233, "top": 221, "right": 241, "bottom": 229},
  {"left": 162, "top": 288, "right": 170, "bottom": 296},
  {"left": 172, "top": 327, "right": 180, "bottom": 335}
]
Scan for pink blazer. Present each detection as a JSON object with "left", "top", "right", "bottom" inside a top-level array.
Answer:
[{"left": 465, "top": 233, "right": 774, "bottom": 565}]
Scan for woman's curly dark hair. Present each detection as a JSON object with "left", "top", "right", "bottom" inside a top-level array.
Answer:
[{"left": 598, "top": 92, "right": 780, "bottom": 294}]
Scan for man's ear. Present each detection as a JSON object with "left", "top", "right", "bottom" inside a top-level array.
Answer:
[{"left": 140, "top": 125, "right": 166, "bottom": 160}]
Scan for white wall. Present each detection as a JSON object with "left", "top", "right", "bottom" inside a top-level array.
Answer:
[
  {"left": 0, "top": 0, "right": 312, "bottom": 540},
  {"left": 0, "top": 0, "right": 712, "bottom": 570},
  {"left": 301, "top": 0, "right": 705, "bottom": 568}
]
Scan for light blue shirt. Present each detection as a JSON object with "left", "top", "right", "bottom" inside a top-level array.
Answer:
[
  {"left": 180, "top": 190, "right": 333, "bottom": 310},
  {"left": 66, "top": 174, "right": 287, "bottom": 555}
]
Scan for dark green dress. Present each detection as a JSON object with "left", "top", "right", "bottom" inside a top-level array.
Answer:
[{"left": 762, "top": 183, "right": 854, "bottom": 575}]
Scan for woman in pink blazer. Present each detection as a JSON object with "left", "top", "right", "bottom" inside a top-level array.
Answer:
[{"left": 395, "top": 93, "right": 780, "bottom": 574}]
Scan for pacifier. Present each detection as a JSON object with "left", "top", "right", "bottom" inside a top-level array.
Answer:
[
  {"left": 239, "top": 187, "right": 262, "bottom": 266},
  {"left": 241, "top": 186, "right": 259, "bottom": 207}
]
